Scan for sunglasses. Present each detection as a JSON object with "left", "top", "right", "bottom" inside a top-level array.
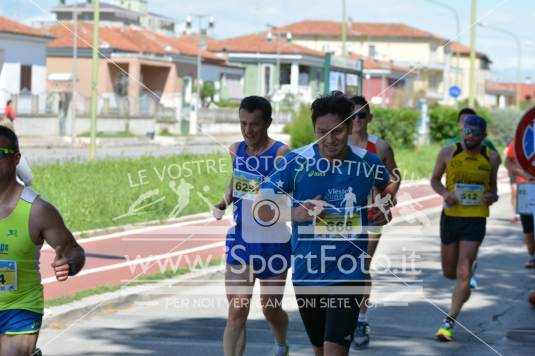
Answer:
[
  {"left": 463, "top": 126, "right": 484, "bottom": 138},
  {"left": 352, "top": 111, "right": 369, "bottom": 120},
  {"left": 0, "top": 147, "right": 18, "bottom": 159}
]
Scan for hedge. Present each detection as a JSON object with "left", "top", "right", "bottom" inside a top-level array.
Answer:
[
  {"left": 286, "top": 106, "right": 419, "bottom": 149},
  {"left": 429, "top": 106, "right": 492, "bottom": 143}
]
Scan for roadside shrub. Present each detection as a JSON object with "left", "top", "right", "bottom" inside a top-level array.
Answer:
[
  {"left": 429, "top": 106, "right": 492, "bottom": 143},
  {"left": 369, "top": 108, "right": 419, "bottom": 148}
]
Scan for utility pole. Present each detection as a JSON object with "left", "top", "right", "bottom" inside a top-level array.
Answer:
[
  {"left": 468, "top": 0, "right": 477, "bottom": 107},
  {"left": 186, "top": 15, "right": 215, "bottom": 135},
  {"left": 341, "top": 0, "right": 347, "bottom": 56},
  {"left": 89, "top": 0, "right": 100, "bottom": 160},
  {"left": 71, "top": 2, "right": 78, "bottom": 141}
]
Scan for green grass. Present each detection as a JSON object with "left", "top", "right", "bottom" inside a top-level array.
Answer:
[
  {"left": 45, "top": 284, "right": 124, "bottom": 307},
  {"left": 394, "top": 144, "right": 442, "bottom": 181},
  {"left": 32, "top": 153, "right": 231, "bottom": 232},
  {"left": 32, "top": 145, "right": 442, "bottom": 234},
  {"left": 45, "top": 258, "right": 223, "bottom": 307},
  {"left": 77, "top": 131, "right": 137, "bottom": 138}
]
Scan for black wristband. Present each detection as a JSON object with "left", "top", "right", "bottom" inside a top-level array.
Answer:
[{"left": 68, "top": 261, "right": 78, "bottom": 276}]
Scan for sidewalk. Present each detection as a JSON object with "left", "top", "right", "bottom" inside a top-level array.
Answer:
[{"left": 19, "top": 133, "right": 290, "bottom": 163}]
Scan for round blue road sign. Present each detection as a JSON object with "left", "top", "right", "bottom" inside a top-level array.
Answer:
[{"left": 449, "top": 85, "right": 461, "bottom": 98}]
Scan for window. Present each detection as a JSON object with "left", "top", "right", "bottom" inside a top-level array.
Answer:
[
  {"left": 264, "top": 65, "right": 271, "bottom": 96},
  {"left": 20, "top": 65, "right": 32, "bottom": 92},
  {"left": 368, "top": 45, "right": 376, "bottom": 58},
  {"left": 429, "top": 75, "right": 440, "bottom": 90}
]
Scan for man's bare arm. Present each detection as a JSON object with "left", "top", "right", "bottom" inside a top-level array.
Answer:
[
  {"left": 430, "top": 146, "right": 451, "bottom": 196},
  {"left": 216, "top": 143, "right": 239, "bottom": 210},
  {"left": 483, "top": 150, "right": 501, "bottom": 205},
  {"left": 504, "top": 155, "right": 529, "bottom": 179},
  {"left": 31, "top": 198, "right": 85, "bottom": 279},
  {"left": 378, "top": 139, "right": 401, "bottom": 193}
]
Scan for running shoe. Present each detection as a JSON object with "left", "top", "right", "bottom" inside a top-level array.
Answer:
[
  {"left": 273, "top": 343, "right": 289, "bottom": 356},
  {"left": 352, "top": 321, "right": 370, "bottom": 349},
  {"left": 525, "top": 257, "right": 535, "bottom": 269},
  {"left": 436, "top": 319, "right": 454, "bottom": 342}
]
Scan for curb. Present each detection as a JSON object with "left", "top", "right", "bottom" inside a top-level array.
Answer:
[
  {"left": 73, "top": 211, "right": 213, "bottom": 239},
  {"left": 42, "top": 264, "right": 225, "bottom": 328}
]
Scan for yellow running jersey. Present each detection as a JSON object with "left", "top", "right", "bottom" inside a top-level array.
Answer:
[
  {"left": 444, "top": 143, "right": 491, "bottom": 218},
  {"left": 0, "top": 187, "right": 43, "bottom": 314}
]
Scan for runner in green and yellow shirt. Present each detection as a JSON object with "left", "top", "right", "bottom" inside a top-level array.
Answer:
[{"left": 0, "top": 126, "right": 86, "bottom": 356}]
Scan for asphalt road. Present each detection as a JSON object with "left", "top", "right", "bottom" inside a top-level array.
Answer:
[{"left": 38, "top": 194, "right": 535, "bottom": 356}]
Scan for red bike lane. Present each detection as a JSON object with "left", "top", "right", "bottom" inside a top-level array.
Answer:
[{"left": 40, "top": 176, "right": 509, "bottom": 299}]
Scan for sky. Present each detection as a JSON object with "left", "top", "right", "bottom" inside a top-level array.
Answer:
[{"left": 3, "top": 0, "right": 535, "bottom": 82}]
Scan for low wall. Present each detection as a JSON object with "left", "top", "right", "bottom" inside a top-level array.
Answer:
[{"left": 14, "top": 115, "right": 288, "bottom": 136}]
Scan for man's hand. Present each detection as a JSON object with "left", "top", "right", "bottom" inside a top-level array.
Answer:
[
  {"left": 482, "top": 192, "right": 498, "bottom": 206},
  {"left": 213, "top": 200, "right": 227, "bottom": 220},
  {"left": 442, "top": 191, "right": 458, "bottom": 206},
  {"left": 370, "top": 207, "right": 392, "bottom": 226},
  {"left": 52, "top": 245, "right": 70, "bottom": 282},
  {"left": 292, "top": 195, "right": 326, "bottom": 222}
]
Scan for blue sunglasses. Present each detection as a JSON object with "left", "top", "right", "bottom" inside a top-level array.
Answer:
[{"left": 463, "top": 126, "right": 484, "bottom": 138}]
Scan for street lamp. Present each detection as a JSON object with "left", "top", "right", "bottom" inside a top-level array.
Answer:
[
  {"left": 424, "top": 0, "right": 461, "bottom": 89},
  {"left": 265, "top": 25, "right": 292, "bottom": 97},
  {"left": 186, "top": 14, "right": 215, "bottom": 134},
  {"left": 478, "top": 22, "right": 522, "bottom": 109}
]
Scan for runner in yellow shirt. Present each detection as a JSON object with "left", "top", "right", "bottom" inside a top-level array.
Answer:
[{"left": 430, "top": 115, "right": 500, "bottom": 342}]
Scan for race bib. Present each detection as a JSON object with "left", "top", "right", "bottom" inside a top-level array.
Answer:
[
  {"left": 233, "top": 169, "right": 262, "bottom": 200},
  {"left": 314, "top": 207, "right": 362, "bottom": 239},
  {"left": 455, "top": 183, "right": 484, "bottom": 206},
  {"left": 0, "top": 260, "right": 17, "bottom": 292},
  {"left": 516, "top": 183, "right": 535, "bottom": 214}
]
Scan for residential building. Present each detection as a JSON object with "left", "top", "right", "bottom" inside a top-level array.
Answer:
[
  {"left": 485, "top": 81, "right": 535, "bottom": 108},
  {"left": 450, "top": 41, "right": 493, "bottom": 105},
  {"left": 51, "top": 0, "right": 175, "bottom": 33},
  {"left": 350, "top": 53, "right": 415, "bottom": 107},
  {"left": 0, "top": 16, "right": 53, "bottom": 114},
  {"left": 276, "top": 20, "right": 492, "bottom": 105},
  {"left": 45, "top": 23, "right": 244, "bottom": 115},
  {"left": 210, "top": 32, "right": 364, "bottom": 104}
]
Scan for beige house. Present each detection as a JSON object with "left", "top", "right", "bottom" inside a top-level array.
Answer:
[
  {"left": 45, "top": 23, "right": 243, "bottom": 115},
  {"left": 277, "top": 20, "right": 492, "bottom": 105},
  {"left": 450, "top": 42, "right": 493, "bottom": 105}
]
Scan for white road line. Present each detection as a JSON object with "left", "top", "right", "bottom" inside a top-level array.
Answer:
[
  {"left": 42, "top": 241, "right": 225, "bottom": 284},
  {"left": 41, "top": 217, "right": 231, "bottom": 250}
]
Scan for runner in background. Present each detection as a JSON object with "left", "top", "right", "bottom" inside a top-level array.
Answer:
[
  {"left": 447, "top": 108, "right": 499, "bottom": 155},
  {"left": 504, "top": 140, "right": 520, "bottom": 223},
  {"left": 504, "top": 140, "right": 535, "bottom": 268},
  {"left": 347, "top": 95, "right": 400, "bottom": 349}
]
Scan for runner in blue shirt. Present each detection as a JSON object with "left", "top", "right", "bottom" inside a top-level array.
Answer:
[
  {"left": 257, "top": 93, "right": 396, "bottom": 355},
  {"left": 213, "top": 96, "right": 291, "bottom": 356}
]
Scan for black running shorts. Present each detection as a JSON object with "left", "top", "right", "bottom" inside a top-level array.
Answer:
[
  {"left": 294, "top": 283, "right": 364, "bottom": 349},
  {"left": 440, "top": 211, "right": 486, "bottom": 244},
  {"left": 520, "top": 214, "right": 534, "bottom": 234}
]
